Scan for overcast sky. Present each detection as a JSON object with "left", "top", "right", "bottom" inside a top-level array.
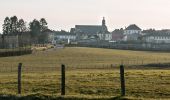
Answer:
[{"left": 0, "top": 0, "right": 170, "bottom": 32}]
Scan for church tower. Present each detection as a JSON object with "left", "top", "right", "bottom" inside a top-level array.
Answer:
[
  {"left": 101, "top": 17, "right": 108, "bottom": 33},
  {"left": 102, "top": 17, "right": 106, "bottom": 26},
  {"left": 100, "top": 17, "right": 108, "bottom": 40}
]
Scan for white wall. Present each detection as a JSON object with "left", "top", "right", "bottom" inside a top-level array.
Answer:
[
  {"left": 97, "top": 33, "right": 112, "bottom": 41},
  {"left": 144, "top": 36, "right": 170, "bottom": 43},
  {"left": 55, "top": 35, "right": 76, "bottom": 40},
  {"left": 124, "top": 30, "right": 141, "bottom": 35}
]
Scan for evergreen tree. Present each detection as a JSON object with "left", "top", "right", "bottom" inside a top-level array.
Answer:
[
  {"left": 29, "top": 19, "right": 41, "bottom": 37},
  {"left": 18, "top": 19, "right": 27, "bottom": 32},
  {"left": 2, "top": 17, "right": 11, "bottom": 34},
  {"left": 40, "top": 18, "right": 48, "bottom": 32},
  {"left": 10, "top": 16, "right": 18, "bottom": 34}
]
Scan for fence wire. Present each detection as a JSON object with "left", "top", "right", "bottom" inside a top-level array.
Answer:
[{"left": 0, "top": 63, "right": 170, "bottom": 99}]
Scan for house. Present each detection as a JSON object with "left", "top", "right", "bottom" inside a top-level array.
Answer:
[
  {"left": 142, "top": 31, "right": 170, "bottom": 44},
  {"left": 111, "top": 29, "right": 124, "bottom": 42},
  {"left": 124, "top": 24, "right": 142, "bottom": 41},
  {"left": 97, "top": 32, "right": 112, "bottom": 41},
  {"left": 124, "top": 24, "right": 142, "bottom": 35},
  {"left": 72, "top": 17, "right": 110, "bottom": 41},
  {"left": 54, "top": 31, "right": 76, "bottom": 44}
]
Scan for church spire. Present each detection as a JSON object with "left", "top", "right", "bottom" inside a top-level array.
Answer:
[
  {"left": 102, "top": 17, "right": 106, "bottom": 26},
  {"left": 101, "top": 17, "right": 108, "bottom": 33}
]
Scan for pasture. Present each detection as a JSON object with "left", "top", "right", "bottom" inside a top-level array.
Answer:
[{"left": 0, "top": 47, "right": 170, "bottom": 100}]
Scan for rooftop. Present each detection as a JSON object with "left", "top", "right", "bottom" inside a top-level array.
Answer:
[
  {"left": 75, "top": 25, "right": 103, "bottom": 34},
  {"left": 125, "top": 24, "right": 141, "bottom": 30}
]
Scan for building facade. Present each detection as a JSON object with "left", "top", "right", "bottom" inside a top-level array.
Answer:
[
  {"left": 142, "top": 32, "right": 170, "bottom": 44},
  {"left": 53, "top": 31, "right": 76, "bottom": 44},
  {"left": 111, "top": 29, "right": 124, "bottom": 42},
  {"left": 97, "top": 33, "right": 112, "bottom": 41},
  {"left": 124, "top": 24, "right": 142, "bottom": 41}
]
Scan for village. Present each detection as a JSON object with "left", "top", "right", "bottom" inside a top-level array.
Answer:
[
  {"left": 53, "top": 18, "right": 170, "bottom": 45},
  {"left": 1, "top": 16, "right": 170, "bottom": 52}
]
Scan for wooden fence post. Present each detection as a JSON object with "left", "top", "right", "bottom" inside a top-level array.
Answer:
[
  {"left": 61, "top": 64, "right": 65, "bottom": 95},
  {"left": 120, "top": 65, "right": 125, "bottom": 96},
  {"left": 18, "top": 63, "right": 22, "bottom": 95}
]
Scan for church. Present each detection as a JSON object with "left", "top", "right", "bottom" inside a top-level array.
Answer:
[{"left": 71, "top": 17, "right": 111, "bottom": 41}]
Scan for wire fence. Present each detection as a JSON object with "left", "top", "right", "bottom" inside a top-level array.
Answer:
[
  {"left": 1, "top": 58, "right": 170, "bottom": 73},
  {"left": 0, "top": 62, "right": 170, "bottom": 99}
]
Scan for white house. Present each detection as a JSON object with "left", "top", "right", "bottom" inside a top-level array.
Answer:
[
  {"left": 124, "top": 24, "right": 142, "bottom": 41},
  {"left": 55, "top": 34, "right": 76, "bottom": 40},
  {"left": 142, "top": 32, "right": 170, "bottom": 44},
  {"left": 97, "top": 32, "right": 112, "bottom": 41},
  {"left": 54, "top": 32, "right": 76, "bottom": 44}
]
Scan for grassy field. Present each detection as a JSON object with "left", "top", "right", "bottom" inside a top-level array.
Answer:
[
  {"left": 1, "top": 47, "right": 170, "bottom": 99},
  {"left": 1, "top": 47, "right": 170, "bottom": 68}
]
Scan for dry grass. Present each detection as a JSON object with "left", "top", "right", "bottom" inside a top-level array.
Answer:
[
  {"left": 1, "top": 47, "right": 170, "bottom": 68},
  {"left": 0, "top": 47, "right": 170, "bottom": 99},
  {"left": 1, "top": 69, "right": 170, "bottom": 99}
]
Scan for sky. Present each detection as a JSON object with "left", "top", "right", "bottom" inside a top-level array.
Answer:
[{"left": 0, "top": 0, "right": 170, "bottom": 33}]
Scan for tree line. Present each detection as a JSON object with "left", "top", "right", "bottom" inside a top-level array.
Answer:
[
  {"left": 3, "top": 16, "right": 27, "bottom": 34},
  {"left": 2, "top": 16, "right": 49, "bottom": 43}
]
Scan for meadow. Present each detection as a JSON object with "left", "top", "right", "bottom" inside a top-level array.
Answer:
[{"left": 0, "top": 47, "right": 170, "bottom": 100}]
